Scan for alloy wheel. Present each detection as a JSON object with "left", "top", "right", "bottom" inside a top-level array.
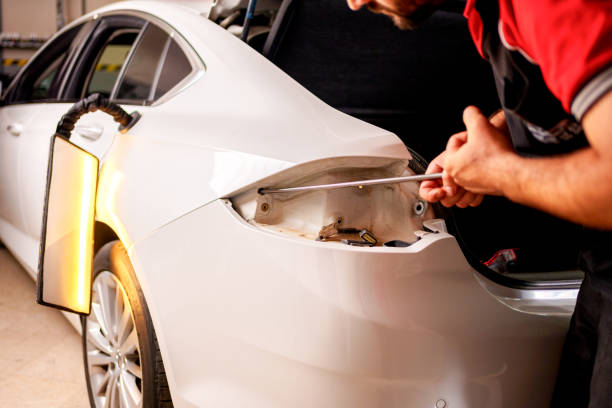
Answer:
[{"left": 85, "top": 271, "right": 143, "bottom": 408}]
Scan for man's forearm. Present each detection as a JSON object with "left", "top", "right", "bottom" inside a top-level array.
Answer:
[{"left": 497, "top": 147, "right": 612, "bottom": 228}]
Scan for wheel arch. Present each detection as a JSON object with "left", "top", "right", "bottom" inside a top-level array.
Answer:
[{"left": 93, "top": 221, "right": 119, "bottom": 256}]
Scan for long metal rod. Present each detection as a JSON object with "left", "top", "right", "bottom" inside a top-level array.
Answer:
[{"left": 258, "top": 173, "right": 443, "bottom": 195}]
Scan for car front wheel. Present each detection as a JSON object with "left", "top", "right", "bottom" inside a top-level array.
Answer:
[{"left": 82, "top": 241, "right": 173, "bottom": 408}]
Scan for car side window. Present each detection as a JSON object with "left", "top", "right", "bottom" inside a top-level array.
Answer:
[
  {"left": 115, "top": 23, "right": 193, "bottom": 104},
  {"left": 115, "top": 24, "right": 168, "bottom": 102},
  {"left": 4, "top": 23, "right": 86, "bottom": 104},
  {"left": 85, "top": 31, "right": 138, "bottom": 98}
]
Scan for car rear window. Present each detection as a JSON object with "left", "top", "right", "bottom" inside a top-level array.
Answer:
[
  {"left": 115, "top": 23, "right": 193, "bottom": 104},
  {"left": 115, "top": 24, "right": 166, "bottom": 101},
  {"left": 154, "top": 39, "right": 192, "bottom": 100}
]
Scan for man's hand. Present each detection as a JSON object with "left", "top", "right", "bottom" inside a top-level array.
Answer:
[
  {"left": 419, "top": 134, "right": 485, "bottom": 207},
  {"left": 443, "top": 106, "right": 516, "bottom": 195},
  {"left": 419, "top": 108, "right": 510, "bottom": 208},
  {"left": 421, "top": 93, "right": 612, "bottom": 228}
]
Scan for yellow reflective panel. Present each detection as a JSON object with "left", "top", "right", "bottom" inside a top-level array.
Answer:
[{"left": 38, "top": 136, "right": 98, "bottom": 315}]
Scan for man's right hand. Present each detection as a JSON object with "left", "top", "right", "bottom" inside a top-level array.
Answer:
[
  {"left": 419, "top": 109, "right": 509, "bottom": 208},
  {"left": 419, "top": 132, "right": 485, "bottom": 208}
]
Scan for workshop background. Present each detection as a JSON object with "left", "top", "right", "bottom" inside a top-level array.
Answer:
[{"left": 0, "top": 0, "right": 120, "bottom": 86}]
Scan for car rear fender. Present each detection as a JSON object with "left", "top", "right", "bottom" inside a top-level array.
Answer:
[{"left": 128, "top": 198, "right": 570, "bottom": 408}]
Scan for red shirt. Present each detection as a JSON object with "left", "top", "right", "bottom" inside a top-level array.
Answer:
[{"left": 464, "top": 0, "right": 612, "bottom": 117}]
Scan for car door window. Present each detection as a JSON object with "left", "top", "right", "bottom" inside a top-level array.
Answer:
[
  {"left": 4, "top": 23, "right": 86, "bottom": 104},
  {"left": 29, "top": 51, "right": 67, "bottom": 101},
  {"left": 60, "top": 15, "right": 145, "bottom": 101},
  {"left": 85, "top": 31, "right": 138, "bottom": 98}
]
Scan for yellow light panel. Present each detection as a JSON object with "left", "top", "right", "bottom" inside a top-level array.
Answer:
[{"left": 38, "top": 136, "right": 98, "bottom": 315}]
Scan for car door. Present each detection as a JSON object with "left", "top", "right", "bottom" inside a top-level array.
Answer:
[
  {"left": 10, "top": 15, "right": 145, "bottom": 273},
  {"left": 13, "top": 13, "right": 198, "bottom": 274},
  {"left": 0, "top": 22, "right": 92, "bottom": 269}
]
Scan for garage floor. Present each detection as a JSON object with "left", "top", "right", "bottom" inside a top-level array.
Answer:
[{"left": 0, "top": 247, "right": 90, "bottom": 407}]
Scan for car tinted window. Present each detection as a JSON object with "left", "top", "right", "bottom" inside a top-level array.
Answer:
[
  {"left": 154, "top": 38, "right": 192, "bottom": 100},
  {"left": 30, "top": 51, "right": 67, "bottom": 100},
  {"left": 6, "top": 24, "right": 84, "bottom": 103},
  {"left": 115, "top": 24, "right": 168, "bottom": 102},
  {"left": 85, "top": 31, "right": 138, "bottom": 98}
]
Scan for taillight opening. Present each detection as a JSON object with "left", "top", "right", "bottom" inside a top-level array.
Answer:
[{"left": 230, "top": 157, "right": 435, "bottom": 247}]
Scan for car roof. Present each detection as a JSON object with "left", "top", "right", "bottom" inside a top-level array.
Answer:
[{"left": 88, "top": 0, "right": 210, "bottom": 16}]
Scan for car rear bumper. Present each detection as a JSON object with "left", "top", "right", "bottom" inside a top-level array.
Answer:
[{"left": 130, "top": 199, "right": 569, "bottom": 408}]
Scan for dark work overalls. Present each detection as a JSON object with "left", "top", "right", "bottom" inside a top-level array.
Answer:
[{"left": 473, "top": 1, "right": 612, "bottom": 406}]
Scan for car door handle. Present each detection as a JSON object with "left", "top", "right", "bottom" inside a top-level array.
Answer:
[
  {"left": 74, "top": 124, "right": 103, "bottom": 141},
  {"left": 6, "top": 123, "right": 23, "bottom": 136}
]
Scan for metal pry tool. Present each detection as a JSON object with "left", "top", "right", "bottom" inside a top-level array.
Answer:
[{"left": 258, "top": 173, "right": 444, "bottom": 195}]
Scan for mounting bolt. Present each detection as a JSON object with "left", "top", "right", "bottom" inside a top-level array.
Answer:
[
  {"left": 435, "top": 399, "right": 447, "bottom": 408},
  {"left": 260, "top": 202, "right": 270, "bottom": 212},
  {"left": 413, "top": 199, "right": 427, "bottom": 216}
]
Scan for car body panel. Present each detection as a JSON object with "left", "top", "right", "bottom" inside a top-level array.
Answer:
[
  {"left": 0, "top": 103, "right": 121, "bottom": 277},
  {"left": 1, "top": 2, "right": 409, "bottom": 273},
  {"left": 87, "top": 4, "right": 413, "bottom": 250},
  {"left": 94, "top": 91, "right": 409, "bottom": 251},
  {"left": 131, "top": 198, "right": 569, "bottom": 408},
  {"left": 0, "top": 104, "right": 39, "bottom": 230},
  {"left": 1, "top": 103, "right": 74, "bottom": 275},
  {"left": 19, "top": 104, "right": 122, "bottom": 239}
]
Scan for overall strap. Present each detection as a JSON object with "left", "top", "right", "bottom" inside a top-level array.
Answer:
[{"left": 471, "top": 0, "right": 588, "bottom": 157}]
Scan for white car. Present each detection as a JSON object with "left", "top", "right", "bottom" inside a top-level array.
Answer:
[{"left": 0, "top": 1, "right": 583, "bottom": 407}]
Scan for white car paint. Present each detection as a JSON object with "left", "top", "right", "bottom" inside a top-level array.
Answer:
[
  {"left": 131, "top": 199, "right": 569, "bottom": 408},
  {"left": 2, "top": 1, "right": 410, "bottom": 273},
  {"left": 0, "top": 1, "right": 577, "bottom": 407}
]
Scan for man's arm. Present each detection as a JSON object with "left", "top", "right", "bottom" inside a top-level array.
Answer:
[{"left": 442, "top": 90, "right": 612, "bottom": 229}]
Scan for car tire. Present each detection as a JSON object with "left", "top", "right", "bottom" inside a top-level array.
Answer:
[{"left": 82, "top": 241, "right": 173, "bottom": 408}]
